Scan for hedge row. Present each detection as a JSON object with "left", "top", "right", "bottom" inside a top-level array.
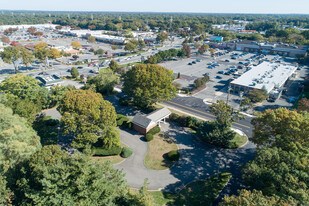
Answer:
[
  {"left": 92, "top": 145, "right": 122, "bottom": 156},
  {"left": 169, "top": 113, "right": 201, "bottom": 130}
]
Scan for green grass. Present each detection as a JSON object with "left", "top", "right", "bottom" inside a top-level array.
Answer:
[
  {"left": 229, "top": 133, "right": 247, "bottom": 148},
  {"left": 149, "top": 172, "right": 232, "bottom": 206}
]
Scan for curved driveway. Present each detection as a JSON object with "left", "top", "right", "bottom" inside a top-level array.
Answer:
[{"left": 115, "top": 122, "right": 256, "bottom": 194}]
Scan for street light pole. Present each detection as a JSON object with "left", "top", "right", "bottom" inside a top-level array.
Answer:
[
  {"left": 239, "top": 91, "right": 244, "bottom": 111},
  {"left": 226, "top": 86, "right": 231, "bottom": 104}
]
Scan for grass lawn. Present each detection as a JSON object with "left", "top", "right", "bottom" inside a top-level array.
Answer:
[
  {"left": 229, "top": 133, "right": 247, "bottom": 148},
  {"left": 143, "top": 172, "right": 231, "bottom": 206},
  {"left": 91, "top": 143, "right": 128, "bottom": 165},
  {"left": 144, "top": 132, "right": 178, "bottom": 170}
]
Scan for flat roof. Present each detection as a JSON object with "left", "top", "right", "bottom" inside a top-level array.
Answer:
[{"left": 231, "top": 61, "right": 297, "bottom": 93}]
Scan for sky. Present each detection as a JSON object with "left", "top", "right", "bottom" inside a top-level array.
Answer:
[{"left": 1, "top": 0, "right": 309, "bottom": 14}]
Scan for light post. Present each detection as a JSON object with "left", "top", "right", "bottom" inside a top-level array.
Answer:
[
  {"left": 226, "top": 86, "right": 231, "bottom": 104},
  {"left": 239, "top": 91, "right": 244, "bottom": 111}
]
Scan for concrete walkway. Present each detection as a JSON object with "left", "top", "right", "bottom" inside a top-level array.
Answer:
[{"left": 115, "top": 122, "right": 256, "bottom": 194}]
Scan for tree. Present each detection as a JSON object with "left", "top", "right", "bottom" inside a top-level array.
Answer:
[
  {"left": 109, "top": 60, "right": 119, "bottom": 72},
  {"left": 0, "top": 46, "right": 21, "bottom": 73},
  {"left": 0, "top": 174, "right": 11, "bottom": 205},
  {"left": 0, "top": 104, "right": 41, "bottom": 174},
  {"left": 70, "top": 67, "right": 79, "bottom": 78},
  {"left": 251, "top": 108, "right": 309, "bottom": 150},
  {"left": 13, "top": 145, "right": 137, "bottom": 205},
  {"left": 198, "top": 47, "right": 205, "bottom": 55},
  {"left": 123, "top": 64, "right": 176, "bottom": 108},
  {"left": 210, "top": 100, "right": 243, "bottom": 127},
  {"left": 247, "top": 89, "right": 267, "bottom": 103},
  {"left": 0, "top": 94, "right": 40, "bottom": 123},
  {"left": 156, "top": 32, "right": 169, "bottom": 43},
  {"left": 138, "top": 39, "right": 146, "bottom": 50},
  {"left": 242, "top": 145, "right": 309, "bottom": 205},
  {"left": 48, "top": 85, "right": 76, "bottom": 108},
  {"left": 58, "top": 90, "right": 118, "bottom": 149},
  {"left": 34, "top": 42, "right": 48, "bottom": 52},
  {"left": 201, "top": 44, "right": 210, "bottom": 51},
  {"left": 209, "top": 48, "right": 215, "bottom": 56},
  {"left": 111, "top": 45, "right": 120, "bottom": 50},
  {"left": 182, "top": 44, "right": 191, "bottom": 57},
  {"left": 297, "top": 98, "right": 309, "bottom": 112},
  {"left": 19, "top": 47, "right": 34, "bottom": 68},
  {"left": 87, "top": 36, "right": 96, "bottom": 43},
  {"left": 221, "top": 189, "right": 297, "bottom": 206},
  {"left": 194, "top": 75, "right": 209, "bottom": 88},
  {"left": 34, "top": 47, "right": 51, "bottom": 68},
  {"left": 94, "top": 48, "right": 104, "bottom": 55},
  {"left": 124, "top": 42, "right": 137, "bottom": 53},
  {"left": 50, "top": 48, "right": 61, "bottom": 59},
  {"left": 1, "top": 36, "right": 10, "bottom": 44},
  {"left": 70, "top": 40, "right": 82, "bottom": 50},
  {"left": 85, "top": 69, "right": 119, "bottom": 95}
]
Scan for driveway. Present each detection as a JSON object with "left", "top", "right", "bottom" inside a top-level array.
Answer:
[{"left": 115, "top": 122, "right": 256, "bottom": 194}]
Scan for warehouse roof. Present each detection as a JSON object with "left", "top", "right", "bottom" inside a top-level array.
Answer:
[{"left": 231, "top": 61, "right": 297, "bottom": 93}]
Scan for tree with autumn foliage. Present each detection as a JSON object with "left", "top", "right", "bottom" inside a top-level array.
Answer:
[
  {"left": 70, "top": 40, "right": 82, "bottom": 50},
  {"left": 250, "top": 108, "right": 309, "bottom": 150},
  {"left": 58, "top": 90, "right": 118, "bottom": 149},
  {"left": 123, "top": 64, "right": 176, "bottom": 108},
  {"left": 297, "top": 98, "right": 309, "bottom": 112}
]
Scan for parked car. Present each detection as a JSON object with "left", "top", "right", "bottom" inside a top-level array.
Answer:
[
  {"left": 225, "top": 59, "right": 230, "bottom": 62},
  {"left": 188, "top": 62, "right": 193, "bottom": 65},
  {"left": 218, "top": 71, "right": 224, "bottom": 74},
  {"left": 216, "top": 76, "right": 222, "bottom": 79},
  {"left": 192, "top": 61, "right": 196, "bottom": 64},
  {"left": 77, "top": 66, "right": 83, "bottom": 69}
]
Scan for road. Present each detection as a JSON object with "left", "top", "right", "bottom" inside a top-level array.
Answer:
[{"left": 164, "top": 96, "right": 253, "bottom": 137}]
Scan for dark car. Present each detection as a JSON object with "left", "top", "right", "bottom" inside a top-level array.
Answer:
[
  {"left": 216, "top": 76, "right": 222, "bottom": 79},
  {"left": 224, "top": 71, "right": 231, "bottom": 75},
  {"left": 192, "top": 61, "right": 196, "bottom": 64},
  {"left": 225, "top": 59, "right": 230, "bottom": 62},
  {"left": 238, "top": 62, "right": 244, "bottom": 64},
  {"left": 77, "top": 66, "right": 83, "bottom": 69},
  {"left": 218, "top": 71, "right": 224, "bottom": 74},
  {"left": 188, "top": 62, "right": 193, "bottom": 65},
  {"left": 208, "top": 66, "right": 213, "bottom": 69}
]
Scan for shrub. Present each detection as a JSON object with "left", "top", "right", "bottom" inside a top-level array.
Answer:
[
  {"left": 119, "top": 98, "right": 130, "bottom": 106},
  {"left": 167, "top": 150, "right": 180, "bottom": 161},
  {"left": 116, "top": 114, "right": 131, "bottom": 128},
  {"left": 120, "top": 147, "right": 133, "bottom": 158},
  {"left": 148, "top": 126, "right": 160, "bottom": 135},
  {"left": 145, "top": 133, "right": 153, "bottom": 142},
  {"left": 92, "top": 145, "right": 122, "bottom": 156}
]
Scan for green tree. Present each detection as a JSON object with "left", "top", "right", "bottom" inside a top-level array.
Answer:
[
  {"left": 87, "top": 36, "right": 96, "bottom": 43},
  {"left": 221, "top": 189, "right": 297, "bottom": 206},
  {"left": 13, "top": 145, "right": 136, "bottom": 206},
  {"left": 138, "top": 39, "right": 146, "bottom": 50},
  {"left": 210, "top": 100, "right": 243, "bottom": 127},
  {"left": 0, "top": 104, "right": 41, "bottom": 174},
  {"left": 0, "top": 94, "right": 40, "bottom": 123},
  {"left": 34, "top": 47, "right": 51, "bottom": 68},
  {"left": 124, "top": 42, "right": 137, "bottom": 53},
  {"left": 19, "top": 47, "right": 34, "bottom": 69},
  {"left": 70, "top": 67, "right": 79, "bottom": 78},
  {"left": 201, "top": 44, "right": 210, "bottom": 51},
  {"left": 0, "top": 46, "right": 21, "bottom": 73},
  {"left": 109, "top": 60, "right": 119, "bottom": 72},
  {"left": 0, "top": 74, "right": 49, "bottom": 108},
  {"left": 156, "top": 32, "right": 169, "bottom": 43},
  {"left": 247, "top": 89, "right": 268, "bottom": 103},
  {"left": 123, "top": 64, "right": 176, "bottom": 108},
  {"left": 58, "top": 90, "right": 118, "bottom": 149},
  {"left": 85, "top": 69, "right": 119, "bottom": 95},
  {"left": 251, "top": 108, "right": 309, "bottom": 150},
  {"left": 111, "top": 45, "right": 120, "bottom": 50},
  {"left": 242, "top": 145, "right": 309, "bottom": 205},
  {"left": 94, "top": 48, "right": 104, "bottom": 55},
  {"left": 48, "top": 85, "right": 76, "bottom": 107},
  {"left": 209, "top": 48, "right": 215, "bottom": 56}
]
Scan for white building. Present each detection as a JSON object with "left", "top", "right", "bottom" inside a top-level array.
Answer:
[
  {"left": 230, "top": 61, "right": 298, "bottom": 93},
  {"left": 0, "top": 24, "right": 59, "bottom": 31}
]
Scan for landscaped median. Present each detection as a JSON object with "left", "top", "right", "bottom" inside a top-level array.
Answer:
[
  {"left": 131, "top": 172, "right": 232, "bottom": 206},
  {"left": 144, "top": 126, "right": 179, "bottom": 170}
]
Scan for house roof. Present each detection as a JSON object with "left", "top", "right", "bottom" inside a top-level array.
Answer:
[
  {"left": 147, "top": 107, "right": 171, "bottom": 122},
  {"left": 132, "top": 114, "right": 154, "bottom": 129},
  {"left": 132, "top": 107, "right": 171, "bottom": 129}
]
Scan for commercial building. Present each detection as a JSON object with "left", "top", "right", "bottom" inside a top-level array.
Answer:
[
  {"left": 0, "top": 24, "right": 59, "bottom": 31},
  {"left": 223, "top": 40, "right": 308, "bottom": 57},
  {"left": 132, "top": 107, "right": 171, "bottom": 134},
  {"left": 230, "top": 61, "right": 297, "bottom": 93}
]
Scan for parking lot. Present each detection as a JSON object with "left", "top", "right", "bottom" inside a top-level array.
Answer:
[{"left": 160, "top": 49, "right": 306, "bottom": 112}]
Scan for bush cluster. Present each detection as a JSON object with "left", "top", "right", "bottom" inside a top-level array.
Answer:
[
  {"left": 147, "top": 126, "right": 160, "bottom": 135},
  {"left": 116, "top": 114, "right": 132, "bottom": 129},
  {"left": 119, "top": 97, "right": 132, "bottom": 106},
  {"left": 194, "top": 75, "right": 210, "bottom": 89},
  {"left": 92, "top": 145, "right": 122, "bottom": 156},
  {"left": 120, "top": 147, "right": 133, "bottom": 158},
  {"left": 145, "top": 48, "right": 186, "bottom": 64},
  {"left": 145, "top": 133, "right": 154, "bottom": 142},
  {"left": 167, "top": 150, "right": 180, "bottom": 161},
  {"left": 169, "top": 113, "right": 201, "bottom": 129}
]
